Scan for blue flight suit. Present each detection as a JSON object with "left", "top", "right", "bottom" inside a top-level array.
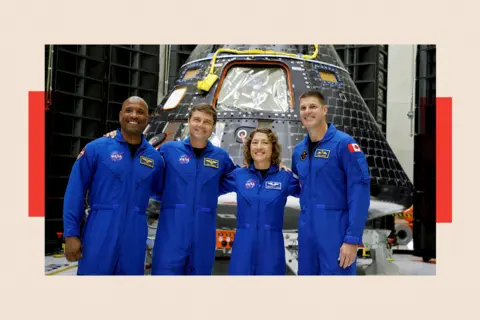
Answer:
[
  {"left": 220, "top": 164, "right": 300, "bottom": 275},
  {"left": 291, "top": 123, "right": 371, "bottom": 275},
  {"left": 151, "top": 137, "right": 236, "bottom": 275},
  {"left": 63, "top": 129, "right": 165, "bottom": 275}
]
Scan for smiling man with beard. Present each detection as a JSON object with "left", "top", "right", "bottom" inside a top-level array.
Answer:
[
  {"left": 62, "top": 96, "right": 165, "bottom": 275},
  {"left": 291, "top": 90, "right": 371, "bottom": 276}
]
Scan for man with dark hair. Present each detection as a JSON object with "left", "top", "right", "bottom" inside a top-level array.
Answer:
[
  {"left": 188, "top": 102, "right": 218, "bottom": 125},
  {"left": 150, "top": 103, "right": 236, "bottom": 275},
  {"left": 63, "top": 96, "right": 165, "bottom": 275},
  {"left": 291, "top": 90, "right": 371, "bottom": 275},
  {"left": 103, "top": 102, "right": 236, "bottom": 275}
]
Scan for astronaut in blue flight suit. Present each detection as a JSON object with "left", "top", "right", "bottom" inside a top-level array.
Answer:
[
  {"left": 220, "top": 128, "right": 301, "bottom": 275},
  {"left": 63, "top": 96, "right": 165, "bottom": 275},
  {"left": 150, "top": 103, "right": 237, "bottom": 275},
  {"left": 291, "top": 91, "right": 371, "bottom": 275}
]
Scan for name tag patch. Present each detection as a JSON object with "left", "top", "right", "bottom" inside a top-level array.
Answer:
[
  {"left": 265, "top": 181, "right": 282, "bottom": 190},
  {"left": 204, "top": 158, "right": 219, "bottom": 168},
  {"left": 314, "top": 149, "right": 330, "bottom": 159},
  {"left": 140, "top": 156, "right": 154, "bottom": 168}
]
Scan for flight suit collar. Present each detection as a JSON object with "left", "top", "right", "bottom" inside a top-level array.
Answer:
[
  {"left": 247, "top": 163, "right": 280, "bottom": 175},
  {"left": 114, "top": 128, "right": 149, "bottom": 152},
  {"left": 183, "top": 136, "right": 215, "bottom": 154},
  {"left": 302, "top": 122, "right": 337, "bottom": 147}
]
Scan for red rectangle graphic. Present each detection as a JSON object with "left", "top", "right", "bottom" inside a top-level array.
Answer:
[
  {"left": 29, "top": 91, "right": 45, "bottom": 217},
  {"left": 436, "top": 97, "right": 452, "bottom": 223}
]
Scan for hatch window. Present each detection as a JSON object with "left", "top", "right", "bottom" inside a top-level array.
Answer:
[{"left": 215, "top": 66, "right": 292, "bottom": 113}]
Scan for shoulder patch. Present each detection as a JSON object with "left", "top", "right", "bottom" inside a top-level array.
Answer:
[
  {"left": 77, "top": 146, "right": 86, "bottom": 160},
  {"left": 348, "top": 143, "right": 362, "bottom": 153}
]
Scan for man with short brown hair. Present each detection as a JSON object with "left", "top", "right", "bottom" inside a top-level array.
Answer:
[
  {"left": 291, "top": 90, "right": 371, "bottom": 275},
  {"left": 188, "top": 102, "right": 218, "bottom": 125},
  {"left": 150, "top": 103, "right": 236, "bottom": 275}
]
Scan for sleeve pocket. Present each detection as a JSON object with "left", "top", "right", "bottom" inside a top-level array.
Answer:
[{"left": 356, "top": 157, "right": 371, "bottom": 183}]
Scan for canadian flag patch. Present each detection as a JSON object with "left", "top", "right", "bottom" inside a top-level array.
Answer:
[{"left": 348, "top": 143, "right": 362, "bottom": 153}]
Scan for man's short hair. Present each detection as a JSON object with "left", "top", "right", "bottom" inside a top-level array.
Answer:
[
  {"left": 299, "top": 90, "right": 326, "bottom": 106},
  {"left": 188, "top": 103, "right": 217, "bottom": 125}
]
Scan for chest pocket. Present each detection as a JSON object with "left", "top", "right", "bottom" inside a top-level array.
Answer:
[
  {"left": 100, "top": 152, "right": 127, "bottom": 182},
  {"left": 199, "top": 157, "right": 223, "bottom": 186},
  {"left": 263, "top": 180, "right": 285, "bottom": 204},
  {"left": 312, "top": 148, "right": 336, "bottom": 170},
  {"left": 168, "top": 152, "right": 195, "bottom": 183},
  {"left": 135, "top": 155, "right": 156, "bottom": 187},
  {"left": 296, "top": 154, "right": 309, "bottom": 182},
  {"left": 236, "top": 177, "right": 258, "bottom": 205}
]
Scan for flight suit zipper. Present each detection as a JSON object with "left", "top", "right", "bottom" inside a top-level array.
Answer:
[
  {"left": 190, "top": 146, "right": 207, "bottom": 264},
  {"left": 253, "top": 169, "right": 273, "bottom": 275},
  {"left": 191, "top": 146, "right": 205, "bottom": 216},
  {"left": 308, "top": 141, "right": 320, "bottom": 229},
  {"left": 115, "top": 144, "right": 135, "bottom": 270},
  {"left": 191, "top": 149, "right": 198, "bottom": 258},
  {"left": 119, "top": 143, "right": 146, "bottom": 268}
]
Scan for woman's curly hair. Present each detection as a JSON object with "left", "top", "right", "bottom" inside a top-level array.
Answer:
[{"left": 243, "top": 127, "right": 282, "bottom": 167}]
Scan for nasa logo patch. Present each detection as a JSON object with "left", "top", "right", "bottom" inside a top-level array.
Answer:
[
  {"left": 179, "top": 154, "right": 191, "bottom": 164},
  {"left": 110, "top": 151, "right": 124, "bottom": 162},
  {"left": 244, "top": 179, "right": 256, "bottom": 189}
]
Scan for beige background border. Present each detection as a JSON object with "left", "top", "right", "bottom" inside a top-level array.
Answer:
[{"left": 0, "top": 0, "right": 472, "bottom": 318}]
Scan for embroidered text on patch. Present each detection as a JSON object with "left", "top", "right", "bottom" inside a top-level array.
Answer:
[
  {"left": 110, "top": 151, "right": 124, "bottom": 162},
  {"left": 179, "top": 154, "right": 191, "bottom": 164},
  {"left": 265, "top": 181, "right": 282, "bottom": 190},
  {"left": 140, "top": 156, "right": 154, "bottom": 168},
  {"left": 204, "top": 158, "right": 219, "bottom": 168},
  {"left": 244, "top": 179, "right": 256, "bottom": 189},
  {"left": 314, "top": 149, "right": 330, "bottom": 159}
]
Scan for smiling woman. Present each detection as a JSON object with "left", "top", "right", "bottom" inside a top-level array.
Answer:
[
  {"left": 218, "top": 127, "right": 300, "bottom": 275},
  {"left": 243, "top": 127, "right": 282, "bottom": 170}
]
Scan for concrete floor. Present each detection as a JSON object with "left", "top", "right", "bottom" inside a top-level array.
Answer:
[{"left": 45, "top": 252, "right": 435, "bottom": 276}]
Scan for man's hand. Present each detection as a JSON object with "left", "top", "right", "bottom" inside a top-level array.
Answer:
[
  {"left": 103, "top": 130, "right": 117, "bottom": 138},
  {"left": 64, "top": 237, "right": 83, "bottom": 262},
  {"left": 338, "top": 243, "right": 358, "bottom": 269}
]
